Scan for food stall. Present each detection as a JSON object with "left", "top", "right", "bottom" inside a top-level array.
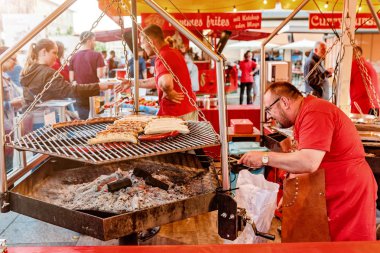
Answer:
[{"left": 1, "top": 0, "right": 380, "bottom": 249}]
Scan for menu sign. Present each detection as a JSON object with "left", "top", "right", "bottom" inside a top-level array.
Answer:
[
  {"left": 141, "top": 13, "right": 261, "bottom": 30},
  {"left": 309, "top": 13, "right": 380, "bottom": 29}
]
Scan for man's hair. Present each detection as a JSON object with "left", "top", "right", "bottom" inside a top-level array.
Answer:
[
  {"left": 80, "top": 31, "right": 95, "bottom": 44},
  {"left": 142, "top": 24, "right": 164, "bottom": 41},
  {"left": 265, "top": 82, "right": 303, "bottom": 99}
]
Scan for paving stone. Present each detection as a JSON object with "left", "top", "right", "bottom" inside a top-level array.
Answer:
[
  {"left": 0, "top": 211, "right": 19, "bottom": 234},
  {"left": 76, "top": 235, "right": 119, "bottom": 246}
]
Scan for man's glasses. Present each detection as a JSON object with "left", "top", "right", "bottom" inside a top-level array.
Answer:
[{"left": 265, "top": 97, "right": 281, "bottom": 115}]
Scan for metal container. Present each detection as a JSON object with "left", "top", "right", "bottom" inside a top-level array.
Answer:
[{"left": 9, "top": 153, "right": 219, "bottom": 240}]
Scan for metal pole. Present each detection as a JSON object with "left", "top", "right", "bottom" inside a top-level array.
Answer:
[
  {"left": 0, "top": 0, "right": 77, "bottom": 212},
  {"left": 131, "top": 0, "right": 140, "bottom": 113},
  {"left": 366, "top": 0, "right": 380, "bottom": 33},
  {"left": 143, "top": 0, "right": 229, "bottom": 190},
  {"left": 260, "top": 0, "right": 310, "bottom": 135},
  {"left": 337, "top": 0, "right": 357, "bottom": 114}
]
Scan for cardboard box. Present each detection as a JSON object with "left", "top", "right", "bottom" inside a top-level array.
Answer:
[{"left": 230, "top": 119, "right": 253, "bottom": 134}]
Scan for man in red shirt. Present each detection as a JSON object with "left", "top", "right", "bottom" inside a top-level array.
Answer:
[
  {"left": 125, "top": 24, "right": 197, "bottom": 120},
  {"left": 350, "top": 46, "right": 380, "bottom": 115},
  {"left": 238, "top": 50, "right": 257, "bottom": 104},
  {"left": 239, "top": 82, "right": 377, "bottom": 241}
]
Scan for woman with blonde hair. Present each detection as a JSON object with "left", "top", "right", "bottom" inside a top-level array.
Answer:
[{"left": 20, "top": 39, "right": 112, "bottom": 118}]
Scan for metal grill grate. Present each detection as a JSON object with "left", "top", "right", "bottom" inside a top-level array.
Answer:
[{"left": 9, "top": 121, "right": 220, "bottom": 165}]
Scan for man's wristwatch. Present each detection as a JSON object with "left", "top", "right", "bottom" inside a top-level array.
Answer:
[{"left": 262, "top": 154, "right": 269, "bottom": 166}]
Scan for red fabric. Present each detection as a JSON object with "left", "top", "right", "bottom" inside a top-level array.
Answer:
[
  {"left": 293, "top": 96, "right": 378, "bottom": 241},
  {"left": 154, "top": 45, "right": 196, "bottom": 116},
  {"left": 69, "top": 49, "right": 105, "bottom": 84},
  {"left": 51, "top": 59, "right": 70, "bottom": 82},
  {"left": 8, "top": 242, "right": 380, "bottom": 253},
  {"left": 350, "top": 57, "right": 380, "bottom": 113},
  {"left": 239, "top": 60, "right": 256, "bottom": 83}
]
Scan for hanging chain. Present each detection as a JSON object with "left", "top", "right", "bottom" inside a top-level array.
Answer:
[
  {"left": 344, "top": 12, "right": 379, "bottom": 118},
  {"left": 347, "top": 30, "right": 379, "bottom": 118},
  {"left": 5, "top": 0, "right": 117, "bottom": 142},
  {"left": 303, "top": 36, "right": 341, "bottom": 82},
  {"left": 121, "top": 3, "right": 220, "bottom": 139},
  {"left": 116, "top": 0, "right": 134, "bottom": 114}
]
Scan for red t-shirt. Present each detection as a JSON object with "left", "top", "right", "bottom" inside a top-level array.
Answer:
[
  {"left": 294, "top": 96, "right": 377, "bottom": 241},
  {"left": 51, "top": 59, "right": 70, "bottom": 82},
  {"left": 154, "top": 45, "right": 196, "bottom": 116},
  {"left": 239, "top": 60, "right": 256, "bottom": 83},
  {"left": 69, "top": 49, "right": 105, "bottom": 84},
  {"left": 350, "top": 57, "right": 380, "bottom": 113}
]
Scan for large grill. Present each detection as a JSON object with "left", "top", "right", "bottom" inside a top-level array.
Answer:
[
  {"left": 8, "top": 121, "right": 219, "bottom": 165},
  {"left": 9, "top": 153, "right": 219, "bottom": 240}
]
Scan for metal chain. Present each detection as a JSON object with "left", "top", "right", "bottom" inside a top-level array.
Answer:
[
  {"left": 303, "top": 36, "right": 341, "bottom": 82},
  {"left": 116, "top": 0, "right": 134, "bottom": 114},
  {"left": 5, "top": 0, "right": 117, "bottom": 141},
  {"left": 121, "top": 4, "right": 220, "bottom": 139},
  {"left": 347, "top": 29, "right": 379, "bottom": 118}
]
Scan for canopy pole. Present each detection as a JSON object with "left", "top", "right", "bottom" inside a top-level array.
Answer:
[
  {"left": 336, "top": 0, "right": 357, "bottom": 114},
  {"left": 131, "top": 0, "right": 140, "bottom": 113},
  {"left": 366, "top": 0, "right": 380, "bottom": 33},
  {"left": 260, "top": 0, "right": 310, "bottom": 136}
]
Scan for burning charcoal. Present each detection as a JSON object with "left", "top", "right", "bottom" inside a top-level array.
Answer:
[
  {"left": 94, "top": 175, "right": 118, "bottom": 192},
  {"left": 133, "top": 167, "right": 151, "bottom": 179},
  {"left": 107, "top": 177, "right": 133, "bottom": 192},
  {"left": 144, "top": 176, "right": 169, "bottom": 191}
]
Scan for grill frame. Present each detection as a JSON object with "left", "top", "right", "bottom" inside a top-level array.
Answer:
[
  {"left": 9, "top": 154, "right": 219, "bottom": 240},
  {"left": 8, "top": 121, "right": 220, "bottom": 165}
]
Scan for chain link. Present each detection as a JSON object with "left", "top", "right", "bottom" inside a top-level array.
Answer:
[
  {"left": 5, "top": 0, "right": 117, "bottom": 142},
  {"left": 121, "top": 4, "right": 220, "bottom": 139},
  {"left": 346, "top": 29, "right": 379, "bottom": 118}
]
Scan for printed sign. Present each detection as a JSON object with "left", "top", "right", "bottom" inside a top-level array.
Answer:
[
  {"left": 309, "top": 13, "right": 380, "bottom": 29},
  {"left": 141, "top": 13, "right": 261, "bottom": 31}
]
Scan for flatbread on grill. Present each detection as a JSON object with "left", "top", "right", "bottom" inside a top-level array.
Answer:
[
  {"left": 52, "top": 117, "right": 118, "bottom": 129},
  {"left": 88, "top": 131, "right": 138, "bottom": 145}
]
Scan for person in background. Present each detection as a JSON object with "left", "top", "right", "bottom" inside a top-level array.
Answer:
[
  {"left": 239, "top": 50, "right": 257, "bottom": 105},
  {"left": 128, "top": 47, "right": 147, "bottom": 80},
  {"left": 303, "top": 41, "right": 333, "bottom": 100},
  {"left": 239, "top": 81, "right": 377, "bottom": 241},
  {"left": 1, "top": 46, "right": 23, "bottom": 173},
  {"left": 5, "top": 62, "right": 22, "bottom": 87},
  {"left": 350, "top": 46, "right": 380, "bottom": 115},
  {"left": 20, "top": 39, "right": 113, "bottom": 116},
  {"left": 123, "top": 24, "right": 197, "bottom": 121},
  {"left": 51, "top": 41, "right": 69, "bottom": 81},
  {"left": 101, "top": 50, "right": 108, "bottom": 77},
  {"left": 184, "top": 52, "right": 199, "bottom": 92},
  {"left": 69, "top": 31, "right": 105, "bottom": 119},
  {"left": 107, "top": 50, "right": 118, "bottom": 78}
]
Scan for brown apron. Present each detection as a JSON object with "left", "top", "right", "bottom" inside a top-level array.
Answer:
[{"left": 282, "top": 169, "right": 331, "bottom": 242}]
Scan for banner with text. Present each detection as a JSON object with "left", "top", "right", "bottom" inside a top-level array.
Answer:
[
  {"left": 309, "top": 13, "right": 380, "bottom": 29},
  {"left": 141, "top": 13, "right": 261, "bottom": 31}
]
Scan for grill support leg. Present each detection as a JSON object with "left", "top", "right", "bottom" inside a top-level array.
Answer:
[{"left": 118, "top": 232, "right": 139, "bottom": 245}]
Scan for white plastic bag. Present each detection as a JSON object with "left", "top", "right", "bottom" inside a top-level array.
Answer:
[{"left": 226, "top": 170, "right": 279, "bottom": 244}]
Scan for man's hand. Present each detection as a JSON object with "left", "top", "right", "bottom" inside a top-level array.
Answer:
[
  {"left": 238, "top": 151, "right": 266, "bottom": 168},
  {"left": 115, "top": 79, "right": 132, "bottom": 93},
  {"left": 163, "top": 89, "right": 184, "bottom": 104}
]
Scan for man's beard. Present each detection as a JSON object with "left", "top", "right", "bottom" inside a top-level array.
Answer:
[{"left": 275, "top": 107, "right": 293, "bottom": 128}]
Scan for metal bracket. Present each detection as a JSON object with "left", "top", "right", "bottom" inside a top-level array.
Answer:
[
  {"left": 0, "top": 192, "right": 10, "bottom": 213},
  {"left": 217, "top": 192, "right": 238, "bottom": 240}
]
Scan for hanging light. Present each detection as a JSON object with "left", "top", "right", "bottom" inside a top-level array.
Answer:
[
  {"left": 233, "top": 5, "right": 237, "bottom": 12},
  {"left": 324, "top": 1, "right": 329, "bottom": 9},
  {"left": 263, "top": 0, "right": 268, "bottom": 5}
]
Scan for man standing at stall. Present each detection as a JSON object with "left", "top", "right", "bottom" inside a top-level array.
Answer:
[
  {"left": 69, "top": 31, "right": 106, "bottom": 119},
  {"left": 239, "top": 82, "right": 377, "bottom": 241},
  {"left": 124, "top": 24, "right": 197, "bottom": 121},
  {"left": 304, "top": 41, "right": 333, "bottom": 100}
]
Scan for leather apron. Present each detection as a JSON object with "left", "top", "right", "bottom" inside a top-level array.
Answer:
[{"left": 282, "top": 169, "right": 331, "bottom": 242}]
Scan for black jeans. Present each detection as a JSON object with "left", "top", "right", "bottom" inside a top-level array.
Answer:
[{"left": 240, "top": 82, "right": 253, "bottom": 105}]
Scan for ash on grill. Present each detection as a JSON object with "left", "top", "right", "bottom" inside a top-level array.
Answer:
[{"left": 28, "top": 158, "right": 212, "bottom": 214}]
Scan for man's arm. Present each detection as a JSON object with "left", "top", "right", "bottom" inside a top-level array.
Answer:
[
  {"left": 97, "top": 67, "right": 106, "bottom": 79},
  {"left": 239, "top": 149, "right": 326, "bottom": 174},
  {"left": 69, "top": 71, "right": 74, "bottom": 83},
  {"left": 157, "top": 74, "right": 184, "bottom": 104},
  {"left": 138, "top": 77, "right": 156, "bottom": 89}
]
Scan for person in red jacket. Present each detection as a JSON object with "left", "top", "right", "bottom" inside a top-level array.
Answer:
[
  {"left": 350, "top": 46, "right": 380, "bottom": 115},
  {"left": 239, "top": 82, "right": 377, "bottom": 241},
  {"left": 238, "top": 50, "right": 257, "bottom": 105},
  {"left": 51, "top": 41, "right": 70, "bottom": 81}
]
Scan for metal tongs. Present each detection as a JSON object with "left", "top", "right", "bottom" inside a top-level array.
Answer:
[{"left": 228, "top": 157, "right": 261, "bottom": 173}]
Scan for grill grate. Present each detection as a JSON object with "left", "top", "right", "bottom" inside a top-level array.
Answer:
[{"left": 9, "top": 121, "right": 220, "bottom": 165}]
